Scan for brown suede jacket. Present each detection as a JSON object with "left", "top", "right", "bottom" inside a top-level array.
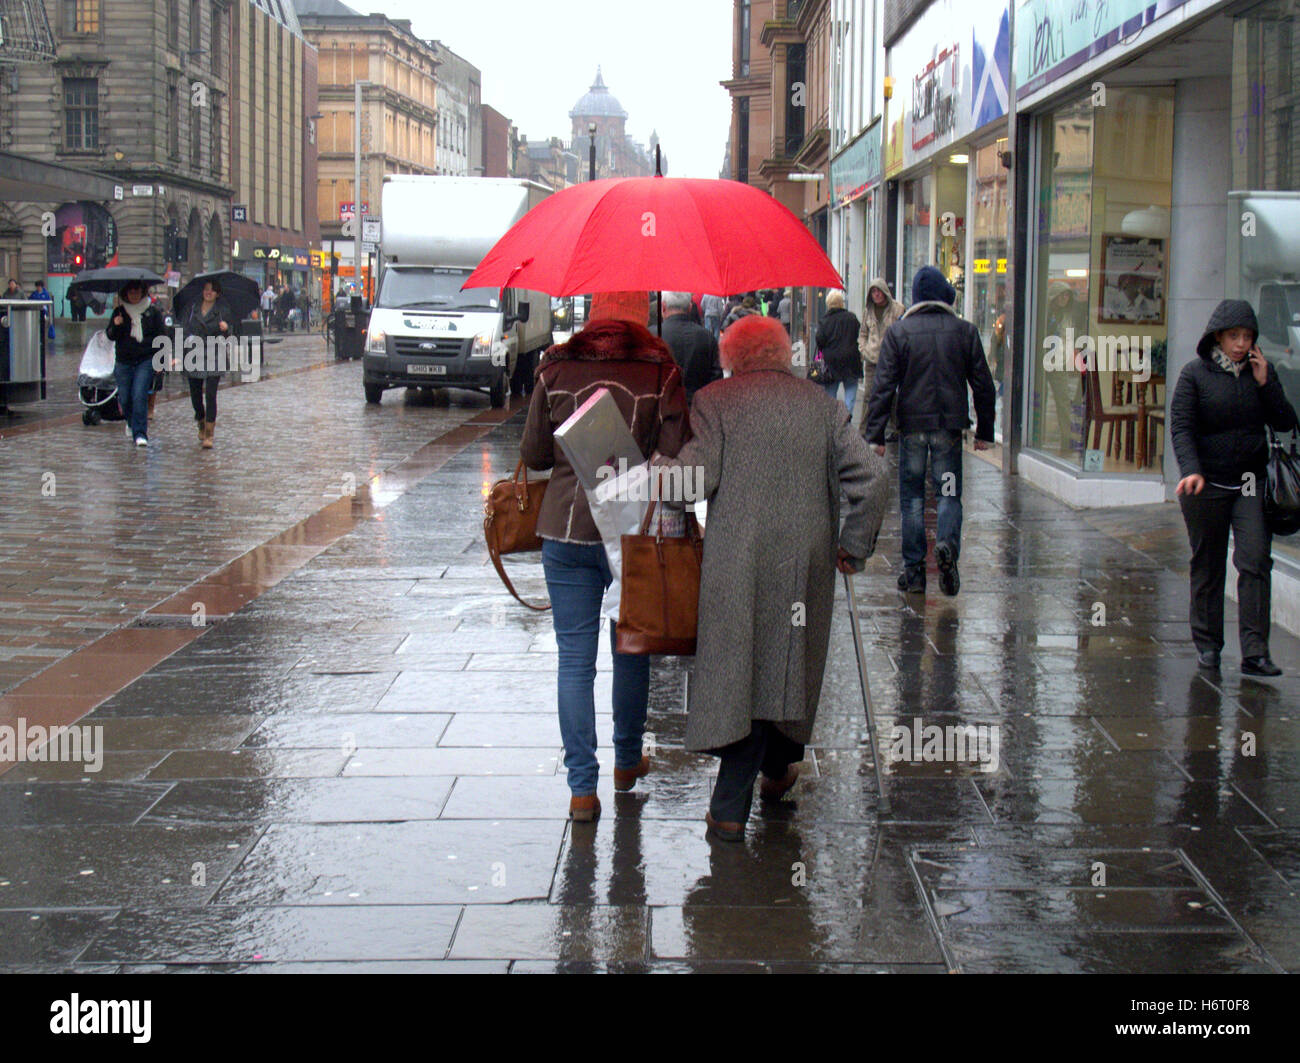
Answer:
[{"left": 520, "top": 324, "right": 690, "bottom": 543}]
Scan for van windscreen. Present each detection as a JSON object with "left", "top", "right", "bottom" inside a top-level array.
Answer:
[{"left": 378, "top": 267, "right": 500, "bottom": 311}]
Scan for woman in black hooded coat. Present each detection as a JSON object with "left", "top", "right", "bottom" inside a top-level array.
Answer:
[{"left": 1170, "top": 299, "right": 1298, "bottom": 676}]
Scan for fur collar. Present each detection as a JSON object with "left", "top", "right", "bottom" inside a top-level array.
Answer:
[{"left": 545, "top": 324, "right": 675, "bottom": 366}]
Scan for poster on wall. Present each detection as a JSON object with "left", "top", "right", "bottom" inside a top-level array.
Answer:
[
  {"left": 45, "top": 202, "right": 118, "bottom": 275},
  {"left": 1098, "top": 235, "right": 1165, "bottom": 325}
]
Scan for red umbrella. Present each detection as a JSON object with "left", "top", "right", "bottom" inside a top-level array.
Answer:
[{"left": 463, "top": 176, "right": 843, "bottom": 296}]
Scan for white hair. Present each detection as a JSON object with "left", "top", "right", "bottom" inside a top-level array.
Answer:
[{"left": 661, "top": 291, "right": 693, "bottom": 312}]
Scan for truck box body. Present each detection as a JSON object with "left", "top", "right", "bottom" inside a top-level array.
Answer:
[{"left": 363, "top": 176, "right": 553, "bottom": 407}]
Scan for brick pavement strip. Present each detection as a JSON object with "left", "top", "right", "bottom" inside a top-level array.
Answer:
[{"left": 2, "top": 397, "right": 1300, "bottom": 971}]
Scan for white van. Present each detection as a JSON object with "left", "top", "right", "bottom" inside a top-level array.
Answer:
[{"left": 363, "top": 176, "right": 553, "bottom": 407}]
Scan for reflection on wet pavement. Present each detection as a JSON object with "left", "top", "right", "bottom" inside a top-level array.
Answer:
[{"left": 3, "top": 408, "right": 1300, "bottom": 973}]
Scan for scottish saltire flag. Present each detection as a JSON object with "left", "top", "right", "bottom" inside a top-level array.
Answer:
[{"left": 972, "top": 9, "right": 1010, "bottom": 128}]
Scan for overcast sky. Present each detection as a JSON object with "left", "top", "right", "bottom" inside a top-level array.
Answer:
[{"left": 375, "top": 0, "right": 734, "bottom": 178}]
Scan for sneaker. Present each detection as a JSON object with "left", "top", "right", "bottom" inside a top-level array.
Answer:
[
  {"left": 897, "top": 566, "right": 925, "bottom": 594},
  {"left": 936, "top": 541, "right": 960, "bottom": 596},
  {"left": 125, "top": 423, "right": 134, "bottom": 441},
  {"left": 135, "top": 436, "right": 148, "bottom": 447}
]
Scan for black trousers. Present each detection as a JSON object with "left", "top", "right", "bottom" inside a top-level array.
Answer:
[
  {"left": 1179, "top": 484, "right": 1273, "bottom": 658},
  {"left": 710, "top": 721, "right": 805, "bottom": 824},
  {"left": 188, "top": 375, "right": 219, "bottom": 422}
]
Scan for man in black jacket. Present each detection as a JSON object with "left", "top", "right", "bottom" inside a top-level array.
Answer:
[
  {"left": 865, "top": 265, "right": 996, "bottom": 595},
  {"left": 660, "top": 291, "right": 720, "bottom": 403}
]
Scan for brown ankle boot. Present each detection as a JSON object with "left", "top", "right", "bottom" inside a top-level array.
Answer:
[
  {"left": 613, "top": 755, "right": 650, "bottom": 792},
  {"left": 197, "top": 417, "right": 206, "bottom": 443},
  {"left": 202, "top": 421, "right": 214, "bottom": 448},
  {"left": 568, "top": 794, "right": 600, "bottom": 822},
  {"left": 759, "top": 764, "right": 800, "bottom": 802}
]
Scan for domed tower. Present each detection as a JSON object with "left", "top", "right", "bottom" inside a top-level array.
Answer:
[{"left": 571, "top": 66, "right": 634, "bottom": 179}]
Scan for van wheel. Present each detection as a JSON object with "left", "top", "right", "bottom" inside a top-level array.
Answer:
[
  {"left": 364, "top": 383, "right": 383, "bottom": 404},
  {"left": 489, "top": 374, "right": 507, "bottom": 408}
]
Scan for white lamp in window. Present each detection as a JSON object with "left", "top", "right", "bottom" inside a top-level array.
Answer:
[{"left": 1120, "top": 205, "right": 1170, "bottom": 239}]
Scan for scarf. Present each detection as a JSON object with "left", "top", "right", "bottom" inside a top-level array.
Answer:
[
  {"left": 121, "top": 297, "right": 150, "bottom": 343},
  {"left": 1211, "top": 345, "right": 1245, "bottom": 377}
]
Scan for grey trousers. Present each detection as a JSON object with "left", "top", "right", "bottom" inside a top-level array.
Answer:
[{"left": 1179, "top": 484, "right": 1273, "bottom": 658}]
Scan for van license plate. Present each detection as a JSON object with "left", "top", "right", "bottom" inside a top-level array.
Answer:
[{"left": 408, "top": 364, "right": 447, "bottom": 375}]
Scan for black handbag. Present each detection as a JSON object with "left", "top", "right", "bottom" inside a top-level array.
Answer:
[
  {"left": 1264, "top": 427, "right": 1300, "bottom": 537},
  {"left": 808, "top": 349, "right": 831, "bottom": 384}
]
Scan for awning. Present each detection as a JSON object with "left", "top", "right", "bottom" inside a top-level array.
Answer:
[{"left": 0, "top": 151, "right": 122, "bottom": 204}]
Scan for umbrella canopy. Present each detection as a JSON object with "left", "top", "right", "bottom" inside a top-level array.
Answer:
[
  {"left": 172, "top": 270, "right": 261, "bottom": 323},
  {"left": 463, "top": 176, "right": 843, "bottom": 296},
  {"left": 67, "top": 266, "right": 163, "bottom": 296}
]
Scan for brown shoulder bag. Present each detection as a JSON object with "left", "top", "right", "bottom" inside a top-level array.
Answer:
[
  {"left": 484, "top": 460, "right": 550, "bottom": 611},
  {"left": 616, "top": 495, "right": 704, "bottom": 656}
]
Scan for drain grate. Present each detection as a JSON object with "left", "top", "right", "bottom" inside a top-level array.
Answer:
[{"left": 129, "top": 614, "right": 226, "bottom": 629}]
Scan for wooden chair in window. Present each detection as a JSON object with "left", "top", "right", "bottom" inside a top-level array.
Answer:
[{"left": 1083, "top": 367, "right": 1139, "bottom": 462}]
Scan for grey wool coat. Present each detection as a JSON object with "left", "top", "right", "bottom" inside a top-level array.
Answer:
[{"left": 657, "top": 368, "right": 888, "bottom": 753}]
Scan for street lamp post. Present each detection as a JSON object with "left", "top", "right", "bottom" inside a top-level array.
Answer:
[
  {"left": 354, "top": 80, "right": 369, "bottom": 301},
  {"left": 588, "top": 122, "right": 596, "bottom": 182}
]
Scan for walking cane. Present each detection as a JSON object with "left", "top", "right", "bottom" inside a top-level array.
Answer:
[{"left": 843, "top": 570, "right": 891, "bottom": 815}]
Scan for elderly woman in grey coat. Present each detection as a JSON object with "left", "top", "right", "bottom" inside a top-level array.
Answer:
[{"left": 655, "top": 315, "right": 888, "bottom": 841}]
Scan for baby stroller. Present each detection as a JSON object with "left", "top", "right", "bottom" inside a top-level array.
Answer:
[{"left": 78, "top": 329, "right": 125, "bottom": 426}]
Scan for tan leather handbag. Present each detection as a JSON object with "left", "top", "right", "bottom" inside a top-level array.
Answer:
[
  {"left": 483, "top": 460, "right": 550, "bottom": 611},
  {"left": 616, "top": 497, "right": 703, "bottom": 656}
]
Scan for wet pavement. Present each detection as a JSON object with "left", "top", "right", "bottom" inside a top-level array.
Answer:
[{"left": 3, "top": 389, "right": 1300, "bottom": 972}]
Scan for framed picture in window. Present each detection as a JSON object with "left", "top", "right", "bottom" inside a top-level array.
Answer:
[{"left": 1098, "top": 235, "right": 1165, "bottom": 325}]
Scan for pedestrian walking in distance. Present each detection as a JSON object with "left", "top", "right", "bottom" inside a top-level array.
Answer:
[
  {"left": 701, "top": 293, "right": 726, "bottom": 338},
  {"left": 814, "top": 290, "right": 863, "bottom": 412},
  {"left": 107, "top": 281, "right": 168, "bottom": 447},
  {"left": 181, "top": 279, "right": 236, "bottom": 449},
  {"left": 721, "top": 294, "right": 760, "bottom": 332},
  {"left": 1171, "top": 299, "right": 1298, "bottom": 676},
  {"left": 660, "top": 290, "right": 720, "bottom": 404},
  {"left": 653, "top": 315, "right": 887, "bottom": 842},
  {"left": 864, "top": 265, "right": 996, "bottom": 596},
  {"left": 855, "top": 277, "right": 903, "bottom": 433},
  {"left": 520, "top": 307, "right": 690, "bottom": 823}
]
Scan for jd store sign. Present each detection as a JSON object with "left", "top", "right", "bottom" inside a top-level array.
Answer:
[{"left": 251, "top": 246, "right": 281, "bottom": 261}]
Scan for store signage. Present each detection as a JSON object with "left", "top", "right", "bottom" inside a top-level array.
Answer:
[
  {"left": 912, "top": 44, "right": 960, "bottom": 152},
  {"left": 1015, "top": 0, "right": 1194, "bottom": 98},
  {"left": 252, "top": 246, "right": 280, "bottom": 260},
  {"left": 831, "top": 121, "right": 883, "bottom": 206},
  {"left": 310, "top": 250, "right": 327, "bottom": 268},
  {"left": 338, "top": 202, "right": 370, "bottom": 220},
  {"left": 232, "top": 204, "right": 248, "bottom": 222}
]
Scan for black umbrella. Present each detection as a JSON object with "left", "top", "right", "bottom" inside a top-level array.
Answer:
[
  {"left": 172, "top": 270, "right": 261, "bottom": 323},
  {"left": 67, "top": 266, "right": 164, "bottom": 296}
]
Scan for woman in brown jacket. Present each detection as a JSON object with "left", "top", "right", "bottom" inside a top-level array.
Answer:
[{"left": 520, "top": 311, "right": 690, "bottom": 822}]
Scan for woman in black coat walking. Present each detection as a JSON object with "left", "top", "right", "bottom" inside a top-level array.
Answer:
[
  {"left": 181, "top": 279, "right": 237, "bottom": 449},
  {"left": 814, "top": 290, "right": 862, "bottom": 411},
  {"left": 1171, "top": 299, "right": 1299, "bottom": 676}
]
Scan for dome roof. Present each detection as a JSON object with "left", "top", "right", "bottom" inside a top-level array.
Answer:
[{"left": 569, "top": 67, "right": 627, "bottom": 120}]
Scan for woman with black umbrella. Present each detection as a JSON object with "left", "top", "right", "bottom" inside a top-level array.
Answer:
[{"left": 180, "top": 278, "right": 236, "bottom": 449}]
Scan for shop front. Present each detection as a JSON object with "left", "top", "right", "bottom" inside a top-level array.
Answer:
[
  {"left": 1013, "top": 0, "right": 1300, "bottom": 629},
  {"left": 829, "top": 118, "right": 885, "bottom": 316}
]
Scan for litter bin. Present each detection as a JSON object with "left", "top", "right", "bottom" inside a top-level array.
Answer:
[
  {"left": 0, "top": 300, "right": 48, "bottom": 410},
  {"left": 331, "top": 297, "right": 370, "bottom": 361}
]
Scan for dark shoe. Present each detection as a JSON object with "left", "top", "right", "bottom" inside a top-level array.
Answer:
[
  {"left": 1242, "top": 656, "right": 1282, "bottom": 677},
  {"left": 569, "top": 794, "right": 601, "bottom": 822},
  {"left": 705, "top": 811, "right": 745, "bottom": 843},
  {"left": 935, "top": 541, "right": 960, "bottom": 596},
  {"left": 759, "top": 764, "right": 800, "bottom": 803},
  {"left": 897, "top": 566, "right": 925, "bottom": 594},
  {"left": 1196, "top": 649, "right": 1221, "bottom": 670},
  {"left": 613, "top": 755, "right": 649, "bottom": 792}
]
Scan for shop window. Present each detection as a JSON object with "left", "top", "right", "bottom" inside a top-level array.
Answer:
[
  {"left": 1028, "top": 87, "right": 1173, "bottom": 475},
  {"left": 899, "top": 175, "right": 931, "bottom": 302},
  {"left": 971, "top": 141, "right": 1009, "bottom": 445}
]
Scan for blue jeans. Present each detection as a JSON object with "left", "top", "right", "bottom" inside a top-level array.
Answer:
[
  {"left": 823, "top": 378, "right": 858, "bottom": 412},
  {"left": 541, "top": 539, "right": 651, "bottom": 796},
  {"left": 114, "top": 360, "right": 154, "bottom": 441},
  {"left": 899, "top": 429, "right": 964, "bottom": 570}
]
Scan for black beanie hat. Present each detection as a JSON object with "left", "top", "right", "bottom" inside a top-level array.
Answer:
[{"left": 1197, "top": 299, "right": 1259, "bottom": 358}]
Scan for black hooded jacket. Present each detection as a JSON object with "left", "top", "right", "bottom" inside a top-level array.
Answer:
[
  {"left": 1170, "top": 300, "right": 1298, "bottom": 483},
  {"left": 814, "top": 306, "right": 862, "bottom": 383}
]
